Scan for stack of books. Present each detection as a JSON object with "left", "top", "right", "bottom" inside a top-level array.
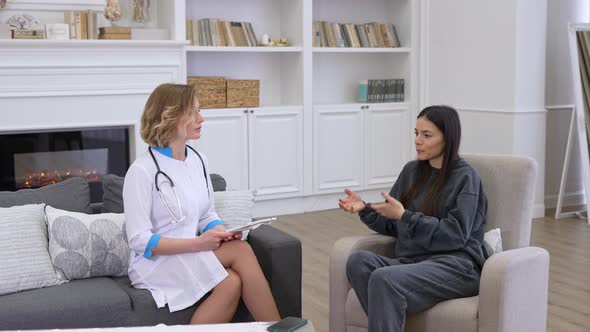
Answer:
[
  {"left": 186, "top": 18, "right": 257, "bottom": 47},
  {"left": 99, "top": 27, "right": 131, "bottom": 40},
  {"left": 313, "top": 21, "right": 400, "bottom": 48},
  {"left": 0, "top": 24, "right": 11, "bottom": 39},
  {"left": 64, "top": 10, "right": 99, "bottom": 39}
]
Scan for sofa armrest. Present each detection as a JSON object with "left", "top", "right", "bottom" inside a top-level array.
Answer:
[
  {"left": 478, "top": 246, "right": 550, "bottom": 332},
  {"left": 247, "top": 225, "right": 302, "bottom": 318},
  {"left": 329, "top": 234, "right": 395, "bottom": 332}
]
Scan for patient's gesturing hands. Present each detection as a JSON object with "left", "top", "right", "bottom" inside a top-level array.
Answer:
[
  {"left": 371, "top": 192, "right": 405, "bottom": 220},
  {"left": 338, "top": 189, "right": 366, "bottom": 214}
]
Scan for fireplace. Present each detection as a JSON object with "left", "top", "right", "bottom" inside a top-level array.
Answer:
[{"left": 0, "top": 127, "right": 130, "bottom": 203}]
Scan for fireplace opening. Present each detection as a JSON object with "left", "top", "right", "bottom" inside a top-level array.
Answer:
[{"left": 0, "top": 128, "right": 129, "bottom": 203}]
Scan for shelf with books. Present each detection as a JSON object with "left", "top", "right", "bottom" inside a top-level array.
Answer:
[
  {"left": 313, "top": 52, "right": 410, "bottom": 105},
  {"left": 312, "top": 47, "right": 410, "bottom": 53},
  {"left": 186, "top": 0, "right": 302, "bottom": 48},
  {"left": 313, "top": 0, "right": 412, "bottom": 48},
  {"left": 186, "top": 46, "right": 303, "bottom": 53}
]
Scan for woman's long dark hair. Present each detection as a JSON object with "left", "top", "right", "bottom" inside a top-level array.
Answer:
[{"left": 400, "top": 105, "right": 461, "bottom": 216}]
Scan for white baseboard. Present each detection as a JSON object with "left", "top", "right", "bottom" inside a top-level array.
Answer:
[
  {"left": 544, "top": 190, "right": 586, "bottom": 209},
  {"left": 533, "top": 203, "right": 545, "bottom": 219}
]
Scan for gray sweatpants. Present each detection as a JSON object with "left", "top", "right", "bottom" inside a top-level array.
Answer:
[{"left": 346, "top": 251, "right": 480, "bottom": 332}]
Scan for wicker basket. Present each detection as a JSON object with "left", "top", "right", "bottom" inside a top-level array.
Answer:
[
  {"left": 187, "top": 76, "right": 226, "bottom": 109},
  {"left": 226, "top": 79, "right": 260, "bottom": 108}
]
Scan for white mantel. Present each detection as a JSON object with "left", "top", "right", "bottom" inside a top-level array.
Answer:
[{"left": 0, "top": 40, "right": 187, "bottom": 159}]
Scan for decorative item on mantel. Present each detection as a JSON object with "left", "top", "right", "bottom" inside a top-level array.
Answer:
[
  {"left": 45, "top": 23, "right": 69, "bottom": 40},
  {"left": 0, "top": 0, "right": 5, "bottom": 9},
  {"left": 8, "top": 14, "right": 45, "bottom": 39},
  {"left": 132, "top": 0, "right": 150, "bottom": 23},
  {"left": 104, "top": 0, "right": 122, "bottom": 25},
  {"left": 99, "top": 26, "right": 131, "bottom": 40}
]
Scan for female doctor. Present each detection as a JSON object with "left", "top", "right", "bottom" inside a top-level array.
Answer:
[{"left": 123, "top": 83, "right": 280, "bottom": 324}]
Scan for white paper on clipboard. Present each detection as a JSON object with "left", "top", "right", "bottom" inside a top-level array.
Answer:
[{"left": 226, "top": 217, "right": 278, "bottom": 233}]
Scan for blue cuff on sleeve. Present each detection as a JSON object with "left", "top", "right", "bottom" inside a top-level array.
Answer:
[
  {"left": 143, "top": 234, "right": 161, "bottom": 259},
  {"left": 203, "top": 219, "right": 224, "bottom": 233}
]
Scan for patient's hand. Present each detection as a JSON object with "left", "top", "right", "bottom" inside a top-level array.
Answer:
[{"left": 338, "top": 188, "right": 366, "bottom": 214}]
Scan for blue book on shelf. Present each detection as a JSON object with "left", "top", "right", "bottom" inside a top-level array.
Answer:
[{"left": 358, "top": 80, "right": 368, "bottom": 103}]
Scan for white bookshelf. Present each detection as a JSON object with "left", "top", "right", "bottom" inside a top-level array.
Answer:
[
  {"left": 176, "top": 0, "right": 418, "bottom": 215},
  {"left": 186, "top": 46, "right": 303, "bottom": 53},
  {"left": 312, "top": 47, "right": 411, "bottom": 53}
]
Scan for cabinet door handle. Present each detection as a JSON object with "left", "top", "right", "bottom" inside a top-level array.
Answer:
[
  {"left": 250, "top": 110, "right": 254, "bottom": 113},
  {"left": 244, "top": 109, "right": 248, "bottom": 113}
]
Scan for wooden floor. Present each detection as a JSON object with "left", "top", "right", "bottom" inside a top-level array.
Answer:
[{"left": 271, "top": 209, "right": 590, "bottom": 332}]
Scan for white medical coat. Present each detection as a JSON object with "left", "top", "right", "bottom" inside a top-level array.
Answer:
[{"left": 123, "top": 148, "right": 228, "bottom": 312}]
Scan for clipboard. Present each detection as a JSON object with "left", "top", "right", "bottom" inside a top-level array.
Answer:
[{"left": 226, "top": 217, "right": 278, "bottom": 233}]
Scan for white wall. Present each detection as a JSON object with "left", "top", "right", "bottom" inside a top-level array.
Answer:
[
  {"left": 544, "top": 0, "right": 589, "bottom": 208},
  {"left": 422, "top": 0, "right": 548, "bottom": 218}
]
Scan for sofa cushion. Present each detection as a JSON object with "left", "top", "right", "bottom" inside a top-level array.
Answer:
[
  {"left": 344, "top": 288, "right": 479, "bottom": 332},
  {"left": 0, "top": 277, "right": 132, "bottom": 330},
  {"left": 101, "top": 174, "right": 124, "bottom": 213},
  {"left": 45, "top": 206, "right": 130, "bottom": 280},
  {"left": 0, "top": 177, "right": 91, "bottom": 213},
  {"left": 214, "top": 190, "right": 254, "bottom": 239},
  {"left": 101, "top": 173, "right": 227, "bottom": 213},
  {"left": 0, "top": 204, "right": 64, "bottom": 295}
]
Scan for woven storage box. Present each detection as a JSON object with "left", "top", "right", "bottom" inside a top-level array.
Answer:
[
  {"left": 188, "top": 76, "right": 226, "bottom": 109},
  {"left": 226, "top": 79, "right": 260, "bottom": 108}
]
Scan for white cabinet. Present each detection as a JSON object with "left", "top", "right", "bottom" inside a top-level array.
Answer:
[
  {"left": 192, "top": 106, "right": 303, "bottom": 199},
  {"left": 250, "top": 107, "right": 303, "bottom": 199},
  {"left": 313, "top": 104, "right": 363, "bottom": 193},
  {"left": 191, "top": 108, "right": 249, "bottom": 191},
  {"left": 364, "top": 103, "right": 411, "bottom": 189},
  {"left": 313, "top": 103, "right": 411, "bottom": 194}
]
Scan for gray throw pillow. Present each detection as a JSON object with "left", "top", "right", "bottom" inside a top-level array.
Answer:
[
  {"left": 101, "top": 174, "right": 124, "bottom": 213},
  {"left": 101, "top": 173, "right": 226, "bottom": 213},
  {"left": 45, "top": 205, "right": 130, "bottom": 280},
  {"left": 0, "top": 204, "right": 64, "bottom": 295},
  {"left": 0, "top": 177, "right": 91, "bottom": 213}
]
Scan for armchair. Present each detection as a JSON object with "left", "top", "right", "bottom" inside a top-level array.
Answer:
[{"left": 329, "top": 154, "right": 549, "bottom": 332}]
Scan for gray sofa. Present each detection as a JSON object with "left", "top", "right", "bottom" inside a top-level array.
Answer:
[{"left": 0, "top": 175, "right": 302, "bottom": 330}]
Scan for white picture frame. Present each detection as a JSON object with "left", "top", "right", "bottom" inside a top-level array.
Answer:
[{"left": 45, "top": 23, "right": 69, "bottom": 40}]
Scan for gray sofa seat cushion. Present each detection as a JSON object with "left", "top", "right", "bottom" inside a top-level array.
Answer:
[
  {"left": 102, "top": 173, "right": 227, "bottom": 213},
  {"left": 0, "top": 177, "right": 91, "bottom": 213},
  {"left": 0, "top": 278, "right": 132, "bottom": 330}
]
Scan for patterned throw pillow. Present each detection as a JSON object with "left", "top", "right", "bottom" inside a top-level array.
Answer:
[
  {"left": 0, "top": 204, "right": 64, "bottom": 295},
  {"left": 45, "top": 206, "right": 131, "bottom": 280},
  {"left": 214, "top": 190, "right": 254, "bottom": 239}
]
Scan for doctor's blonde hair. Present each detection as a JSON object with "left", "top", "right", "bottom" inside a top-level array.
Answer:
[{"left": 141, "top": 83, "right": 199, "bottom": 147}]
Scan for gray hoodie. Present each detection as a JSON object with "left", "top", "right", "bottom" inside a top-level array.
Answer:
[{"left": 359, "top": 158, "right": 488, "bottom": 270}]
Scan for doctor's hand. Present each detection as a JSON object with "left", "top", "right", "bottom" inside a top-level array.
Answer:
[
  {"left": 197, "top": 229, "right": 232, "bottom": 251},
  {"left": 212, "top": 225, "right": 242, "bottom": 242},
  {"left": 371, "top": 192, "right": 405, "bottom": 220},
  {"left": 338, "top": 188, "right": 366, "bottom": 214}
]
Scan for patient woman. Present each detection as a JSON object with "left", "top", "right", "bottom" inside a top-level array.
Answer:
[
  {"left": 339, "top": 105, "right": 487, "bottom": 332},
  {"left": 123, "top": 83, "right": 280, "bottom": 324}
]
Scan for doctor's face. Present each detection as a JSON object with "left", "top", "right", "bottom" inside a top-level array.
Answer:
[{"left": 178, "top": 106, "right": 204, "bottom": 141}]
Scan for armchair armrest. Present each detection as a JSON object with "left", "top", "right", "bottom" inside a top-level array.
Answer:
[
  {"left": 478, "top": 246, "right": 549, "bottom": 332},
  {"left": 247, "top": 225, "right": 302, "bottom": 318},
  {"left": 329, "top": 234, "right": 396, "bottom": 332}
]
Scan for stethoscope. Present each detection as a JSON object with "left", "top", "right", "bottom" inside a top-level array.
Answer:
[{"left": 148, "top": 145, "right": 209, "bottom": 223}]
